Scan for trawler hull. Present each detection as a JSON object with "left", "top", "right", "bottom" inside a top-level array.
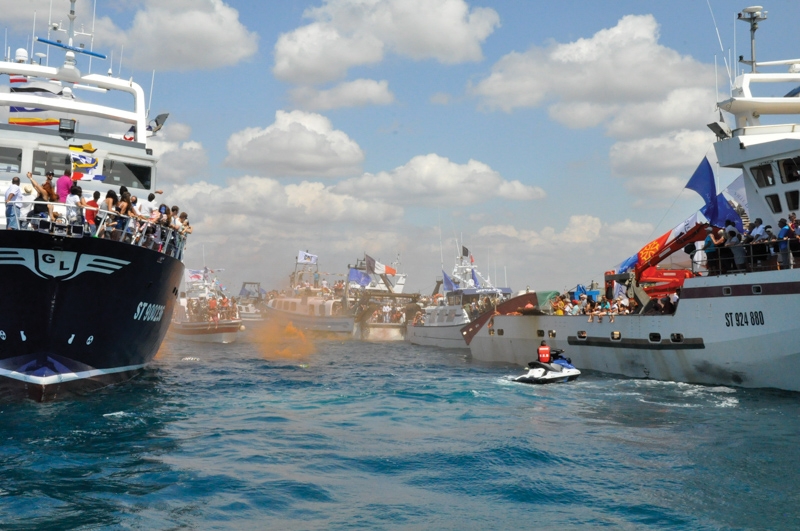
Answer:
[
  {"left": 264, "top": 306, "right": 355, "bottom": 334},
  {"left": 170, "top": 320, "right": 242, "bottom": 344},
  {"left": 468, "top": 270, "right": 800, "bottom": 391},
  {"left": 407, "top": 323, "right": 469, "bottom": 349},
  {"left": 0, "top": 231, "right": 183, "bottom": 400}
]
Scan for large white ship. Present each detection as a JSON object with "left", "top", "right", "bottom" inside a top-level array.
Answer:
[{"left": 465, "top": 6, "right": 800, "bottom": 392}]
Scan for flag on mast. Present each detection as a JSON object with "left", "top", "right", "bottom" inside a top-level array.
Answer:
[{"left": 366, "top": 255, "right": 397, "bottom": 275}]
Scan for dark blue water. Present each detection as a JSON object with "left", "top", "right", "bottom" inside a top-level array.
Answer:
[{"left": 1, "top": 329, "right": 799, "bottom": 530}]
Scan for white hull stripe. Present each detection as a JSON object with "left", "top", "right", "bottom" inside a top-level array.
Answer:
[{"left": 0, "top": 364, "right": 145, "bottom": 386}]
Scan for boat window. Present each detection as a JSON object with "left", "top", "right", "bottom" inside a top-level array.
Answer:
[
  {"left": 779, "top": 157, "right": 800, "bottom": 183},
  {"left": 497, "top": 329, "right": 504, "bottom": 336},
  {"left": 308, "top": 305, "right": 314, "bottom": 315},
  {"left": 0, "top": 147, "right": 22, "bottom": 174},
  {"left": 32, "top": 149, "right": 70, "bottom": 176},
  {"left": 670, "top": 333, "right": 684, "bottom": 343},
  {"left": 649, "top": 333, "right": 661, "bottom": 343},
  {"left": 611, "top": 331, "right": 621, "bottom": 341},
  {"left": 752, "top": 285, "right": 762, "bottom": 294},
  {"left": 537, "top": 330, "right": 545, "bottom": 337},
  {"left": 102, "top": 159, "right": 152, "bottom": 189},
  {"left": 751, "top": 163, "right": 776, "bottom": 188},
  {"left": 548, "top": 330, "right": 556, "bottom": 338},
  {"left": 318, "top": 304, "right": 324, "bottom": 316},
  {"left": 577, "top": 331, "right": 587, "bottom": 339},
  {"left": 786, "top": 190, "right": 799, "bottom": 211},
  {"left": 722, "top": 287, "right": 732, "bottom": 296},
  {"left": 290, "top": 302, "right": 297, "bottom": 311},
  {"left": 765, "top": 194, "right": 782, "bottom": 213}
]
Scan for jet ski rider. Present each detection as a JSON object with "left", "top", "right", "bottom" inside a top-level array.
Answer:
[{"left": 538, "top": 341, "right": 551, "bottom": 363}]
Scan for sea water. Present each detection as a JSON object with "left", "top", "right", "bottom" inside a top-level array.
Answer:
[{"left": 1, "top": 324, "right": 798, "bottom": 530}]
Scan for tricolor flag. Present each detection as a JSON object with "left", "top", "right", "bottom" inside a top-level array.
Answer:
[
  {"left": 185, "top": 269, "right": 204, "bottom": 283},
  {"left": 297, "top": 251, "right": 318, "bottom": 264},
  {"left": 365, "top": 254, "right": 396, "bottom": 276}
]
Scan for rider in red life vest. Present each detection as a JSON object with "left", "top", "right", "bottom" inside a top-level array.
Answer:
[{"left": 537, "top": 340, "right": 551, "bottom": 363}]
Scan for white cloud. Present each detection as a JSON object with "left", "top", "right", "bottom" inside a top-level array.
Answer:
[
  {"left": 334, "top": 153, "right": 545, "bottom": 206},
  {"left": 291, "top": 79, "right": 395, "bottom": 110},
  {"left": 224, "top": 110, "right": 364, "bottom": 177},
  {"left": 471, "top": 14, "right": 718, "bottom": 198},
  {"left": 94, "top": 0, "right": 258, "bottom": 71},
  {"left": 273, "top": 0, "right": 500, "bottom": 84},
  {"left": 147, "top": 123, "right": 209, "bottom": 185}
]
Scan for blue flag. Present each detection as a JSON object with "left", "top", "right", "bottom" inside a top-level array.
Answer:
[
  {"left": 686, "top": 157, "right": 718, "bottom": 223},
  {"left": 705, "top": 193, "right": 744, "bottom": 232},
  {"left": 471, "top": 268, "right": 481, "bottom": 288},
  {"left": 348, "top": 268, "right": 371, "bottom": 287},
  {"left": 442, "top": 270, "right": 456, "bottom": 292}
]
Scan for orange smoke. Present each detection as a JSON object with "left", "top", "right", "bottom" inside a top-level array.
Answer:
[{"left": 249, "top": 320, "right": 316, "bottom": 361}]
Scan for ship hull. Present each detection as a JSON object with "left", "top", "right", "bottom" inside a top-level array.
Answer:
[
  {"left": 170, "top": 320, "right": 241, "bottom": 344},
  {"left": 0, "top": 230, "right": 183, "bottom": 400},
  {"left": 264, "top": 306, "right": 354, "bottom": 334},
  {"left": 467, "top": 270, "right": 800, "bottom": 391},
  {"left": 407, "top": 323, "right": 469, "bottom": 349}
]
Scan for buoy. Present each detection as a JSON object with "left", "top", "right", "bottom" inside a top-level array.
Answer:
[{"left": 239, "top": 324, "right": 246, "bottom": 331}]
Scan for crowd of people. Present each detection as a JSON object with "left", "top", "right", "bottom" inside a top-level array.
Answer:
[
  {"left": 548, "top": 291, "right": 678, "bottom": 322},
  {"left": 699, "top": 216, "right": 800, "bottom": 274},
  {"left": 4, "top": 170, "right": 191, "bottom": 255},
  {"left": 186, "top": 295, "right": 238, "bottom": 324}
]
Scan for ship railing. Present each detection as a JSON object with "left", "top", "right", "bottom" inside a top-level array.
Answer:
[
  {"left": 689, "top": 239, "right": 795, "bottom": 276},
  {"left": 2, "top": 200, "right": 188, "bottom": 260}
]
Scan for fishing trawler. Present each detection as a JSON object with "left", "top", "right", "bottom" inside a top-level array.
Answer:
[
  {"left": 348, "top": 255, "right": 419, "bottom": 341},
  {"left": 264, "top": 251, "right": 355, "bottom": 334},
  {"left": 407, "top": 250, "right": 511, "bottom": 349},
  {"left": 464, "top": 6, "right": 800, "bottom": 392},
  {"left": 0, "top": 1, "right": 185, "bottom": 400},
  {"left": 172, "top": 277, "right": 242, "bottom": 344},
  {"left": 236, "top": 281, "right": 267, "bottom": 322}
]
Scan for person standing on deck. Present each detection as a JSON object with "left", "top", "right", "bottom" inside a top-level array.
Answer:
[
  {"left": 56, "top": 169, "right": 73, "bottom": 203},
  {"left": 4, "top": 176, "right": 22, "bottom": 230}
]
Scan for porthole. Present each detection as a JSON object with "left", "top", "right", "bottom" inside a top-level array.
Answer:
[
  {"left": 752, "top": 285, "right": 762, "bottom": 294},
  {"left": 649, "top": 333, "right": 661, "bottom": 343},
  {"left": 577, "top": 331, "right": 587, "bottom": 340},
  {"left": 611, "top": 331, "right": 621, "bottom": 341},
  {"left": 670, "top": 333, "right": 684, "bottom": 343},
  {"left": 497, "top": 329, "right": 504, "bottom": 336},
  {"left": 548, "top": 330, "right": 557, "bottom": 338},
  {"left": 722, "top": 287, "right": 732, "bottom": 296},
  {"left": 537, "top": 329, "right": 545, "bottom": 337}
]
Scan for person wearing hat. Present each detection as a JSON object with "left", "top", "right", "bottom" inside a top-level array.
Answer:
[
  {"left": 42, "top": 171, "right": 58, "bottom": 202},
  {"left": 18, "top": 182, "right": 35, "bottom": 229}
]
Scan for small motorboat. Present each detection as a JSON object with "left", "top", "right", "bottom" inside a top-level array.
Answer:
[{"left": 513, "top": 349, "right": 580, "bottom": 384}]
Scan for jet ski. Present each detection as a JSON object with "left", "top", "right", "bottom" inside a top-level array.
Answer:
[{"left": 513, "top": 349, "right": 580, "bottom": 384}]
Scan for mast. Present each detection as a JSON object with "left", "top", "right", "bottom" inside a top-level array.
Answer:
[{"left": 738, "top": 6, "right": 767, "bottom": 73}]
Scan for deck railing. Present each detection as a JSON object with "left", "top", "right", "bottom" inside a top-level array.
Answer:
[{"left": 2, "top": 200, "right": 188, "bottom": 260}]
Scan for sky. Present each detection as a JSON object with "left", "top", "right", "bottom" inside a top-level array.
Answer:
[{"left": 3, "top": 0, "right": 799, "bottom": 294}]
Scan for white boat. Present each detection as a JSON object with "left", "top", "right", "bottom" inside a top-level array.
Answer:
[
  {"left": 172, "top": 278, "right": 242, "bottom": 344},
  {"left": 407, "top": 252, "right": 511, "bottom": 349},
  {"left": 465, "top": 6, "right": 800, "bottom": 392},
  {"left": 264, "top": 251, "right": 355, "bottom": 334},
  {"left": 236, "top": 281, "right": 266, "bottom": 321}
]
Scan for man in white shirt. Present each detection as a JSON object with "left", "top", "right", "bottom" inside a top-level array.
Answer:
[
  {"left": 138, "top": 192, "right": 157, "bottom": 220},
  {"left": 750, "top": 218, "right": 766, "bottom": 241},
  {"left": 4, "top": 176, "right": 22, "bottom": 230}
]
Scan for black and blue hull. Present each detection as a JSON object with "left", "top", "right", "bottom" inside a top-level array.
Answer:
[{"left": 0, "top": 230, "right": 183, "bottom": 400}]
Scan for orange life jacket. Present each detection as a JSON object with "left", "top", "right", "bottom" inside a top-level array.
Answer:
[{"left": 537, "top": 345, "right": 551, "bottom": 363}]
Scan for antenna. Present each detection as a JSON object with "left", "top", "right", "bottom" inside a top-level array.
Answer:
[
  {"left": 706, "top": 0, "right": 732, "bottom": 92},
  {"left": 738, "top": 6, "right": 767, "bottom": 73},
  {"left": 147, "top": 70, "right": 156, "bottom": 119},
  {"left": 118, "top": 44, "right": 123, "bottom": 77},
  {"left": 88, "top": 0, "right": 96, "bottom": 73},
  {"left": 30, "top": 10, "right": 36, "bottom": 63}
]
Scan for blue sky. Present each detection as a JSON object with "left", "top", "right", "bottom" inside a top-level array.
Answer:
[{"left": 4, "top": 0, "right": 799, "bottom": 293}]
